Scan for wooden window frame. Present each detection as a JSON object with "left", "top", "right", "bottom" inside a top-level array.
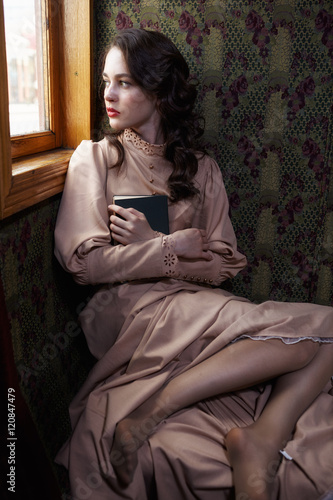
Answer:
[
  {"left": 10, "top": 0, "right": 59, "bottom": 160},
  {"left": 0, "top": 0, "right": 92, "bottom": 219}
]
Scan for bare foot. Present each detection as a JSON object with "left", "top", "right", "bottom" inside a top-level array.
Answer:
[
  {"left": 109, "top": 388, "right": 180, "bottom": 485},
  {"left": 226, "top": 426, "right": 282, "bottom": 500},
  {"left": 109, "top": 419, "right": 138, "bottom": 486},
  {"left": 110, "top": 415, "right": 157, "bottom": 486}
]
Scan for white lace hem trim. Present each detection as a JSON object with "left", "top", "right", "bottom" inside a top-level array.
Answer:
[{"left": 232, "top": 335, "right": 333, "bottom": 345}]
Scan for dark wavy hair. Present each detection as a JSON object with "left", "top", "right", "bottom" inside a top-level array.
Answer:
[{"left": 103, "top": 28, "right": 205, "bottom": 202}]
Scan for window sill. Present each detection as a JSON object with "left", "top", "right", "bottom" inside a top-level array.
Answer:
[{"left": 3, "top": 148, "right": 73, "bottom": 219}]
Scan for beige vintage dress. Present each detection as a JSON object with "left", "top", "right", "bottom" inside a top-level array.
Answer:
[{"left": 54, "top": 129, "right": 333, "bottom": 500}]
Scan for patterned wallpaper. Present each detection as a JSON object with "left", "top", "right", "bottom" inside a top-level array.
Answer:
[{"left": 94, "top": 0, "right": 333, "bottom": 305}]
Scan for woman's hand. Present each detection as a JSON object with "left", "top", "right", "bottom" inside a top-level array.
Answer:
[
  {"left": 173, "top": 228, "right": 213, "bottom": 261},
  {"left": 109, "top": 204, "right": 155, "bottom": 245}
]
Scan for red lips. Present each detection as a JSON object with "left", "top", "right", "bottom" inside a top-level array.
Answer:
[{"left": 106, "top": 107, "right": 120, "bottom": 117}]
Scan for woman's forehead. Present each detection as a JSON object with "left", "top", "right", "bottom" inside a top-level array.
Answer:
[{"left": 104, "top": 47, "right": 129, "bottom": 73}]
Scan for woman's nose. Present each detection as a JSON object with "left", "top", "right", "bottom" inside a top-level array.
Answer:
[{"left": 105, "top": 85, "right": 117, "bottom": 101}]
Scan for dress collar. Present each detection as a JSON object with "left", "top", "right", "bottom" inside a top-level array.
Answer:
[{"left": 123, "top": 128, "right": 165, "bottom": 156}]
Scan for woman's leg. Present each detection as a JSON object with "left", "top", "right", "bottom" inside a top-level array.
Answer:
[
  {"left": 111, "top": 339, "right": 333, "bottom": 489},
  {"left": 226, "top": 342, "right": 333, "bottom": 500}
]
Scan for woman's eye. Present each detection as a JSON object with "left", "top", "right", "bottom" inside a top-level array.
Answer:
[
  {"left": 119, "top": 80, "right": 130, "bottom": 87},
  {"left": 103, "top": 80, "right": 110, "bottom": 88}
]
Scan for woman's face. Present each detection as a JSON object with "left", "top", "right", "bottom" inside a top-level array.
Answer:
[{"left": 103, "top": 47, "right": 162, "bottom": 143}]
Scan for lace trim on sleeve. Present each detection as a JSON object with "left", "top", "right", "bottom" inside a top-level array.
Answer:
[{"left": 162, "top": 235, "right": 178, "bottom": 277}]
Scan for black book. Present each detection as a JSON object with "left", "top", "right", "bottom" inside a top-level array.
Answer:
[{"left": 113, "top": 195, "right": 169, "bottom": 235}]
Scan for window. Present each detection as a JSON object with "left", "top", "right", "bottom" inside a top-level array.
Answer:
[
  {"left": 4, "top": 0, "right": 50, "bottom": 142},
  {"left": 0, "top": 0, "right": 92, "bottom": 219}
]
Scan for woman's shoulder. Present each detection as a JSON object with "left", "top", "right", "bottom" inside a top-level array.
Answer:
[
  {"left": 71, "top": 137, "right": 118, "bottom": 169},
  {"left": 64, "top": 138, "right": 117, "bottom": 187},
  {"left": 196, "top": 151, "right": 223, "bottom": 181},
  {"left": 74, "top": 136, "right": 115, "bottom": 155}
]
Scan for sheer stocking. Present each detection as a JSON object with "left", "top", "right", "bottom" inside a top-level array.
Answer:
[{"left": 110, "top": 339, "right": 333, "bottom": 496}]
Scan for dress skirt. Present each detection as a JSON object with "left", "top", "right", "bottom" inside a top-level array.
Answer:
[
  {"left": 54, "top": 134, "right": 333, "bottom": 499},
  {"left": 55, "top": 280, "right": 333, "bottom": 500}
]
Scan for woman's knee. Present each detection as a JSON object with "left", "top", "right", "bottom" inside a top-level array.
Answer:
[{"left": 294, "top": 339, "right": 319, "bottom": 368}]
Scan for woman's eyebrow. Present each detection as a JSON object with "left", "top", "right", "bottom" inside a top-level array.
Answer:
[{"left": 102, "top": 72, "right": 132, "bottom": 79}]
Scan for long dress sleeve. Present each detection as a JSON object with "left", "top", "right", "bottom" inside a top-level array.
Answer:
[
  {"left": 54, "top": 140, "right": 165, "bottom": 285},
  {"left": 55, "top": 140, "right": 246, "bottom": 287},
  {"left": 163, "top": 158, "right": 247, "bottom": 286}
]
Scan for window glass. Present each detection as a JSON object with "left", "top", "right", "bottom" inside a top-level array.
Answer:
[{"left": 3, "top": 0, "right": 49, "bottom": 136}]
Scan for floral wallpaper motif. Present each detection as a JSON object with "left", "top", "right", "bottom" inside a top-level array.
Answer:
[{"left": 95, "top": 0, "right": 333, "bottom": 305}]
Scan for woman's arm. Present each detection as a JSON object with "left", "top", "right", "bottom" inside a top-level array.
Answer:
[
  {"left": 107, "top": 158, "right": 246, "bottom": 287},
  {"left": 109, "top": 205, "right": 212, "bottom": 261},
  {"left": 55, "top": 142, "right": 246, "bottom": 286},
  {"left": 54, "top": 141, "right": 169, "bottom": 285},
  {"left": 160, "top": 158, "right": 247, "bottom": 286}
]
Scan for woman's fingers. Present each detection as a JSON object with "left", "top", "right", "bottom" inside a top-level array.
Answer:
[
  {"left": 202, "top": 250, "right": 213, "bottom": 261},
  {"left": 199, "top": 230, "right": 213, "bottom": 259},
  {"left": 109, "top": 205, "right": 146, "bottom": 226},
  {"left": 109, "top": 204, "right": 143, "bottom": 220},
  {"left": 108, "top": 204, "right": 154, "bottom": 244},
  {"left": 109, "top": 204, "right": 130, "bottom": 218},
  {"left": 110, "top": 214, "right": 126, "bottom": 229},
  {"left": 173, "top": 228, "right": 212, "bottom": 260},
  {"left": 126, "top": 207, "right": 144, "bottom": 218}
]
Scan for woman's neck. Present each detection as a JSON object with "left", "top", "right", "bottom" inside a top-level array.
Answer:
[{"left": 131, "top": 125, "right": 164, "bottom": 146}]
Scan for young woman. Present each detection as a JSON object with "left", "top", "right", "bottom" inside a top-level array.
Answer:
[{"left": 55, "top": 29, "right": 333, "bottom": 500}]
